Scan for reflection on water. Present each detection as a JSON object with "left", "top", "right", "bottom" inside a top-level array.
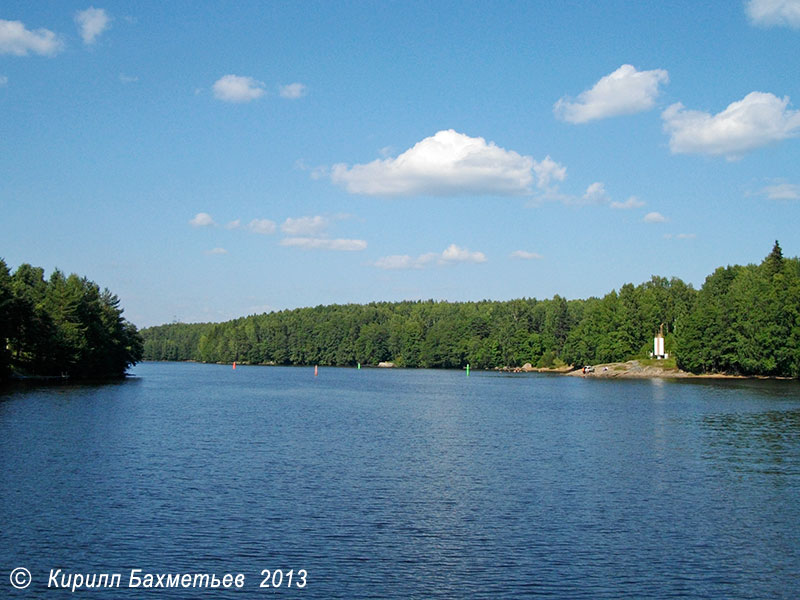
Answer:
[
  {"left": 1, "top": 363, "right": 799, "bottom": 599},
  {"left": 702, "top": 409, "right": 800, "bottom": 476}
]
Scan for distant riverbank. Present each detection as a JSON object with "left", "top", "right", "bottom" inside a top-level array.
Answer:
[{"left": 560, "top": 360, "right": 793, "bottom": 380}]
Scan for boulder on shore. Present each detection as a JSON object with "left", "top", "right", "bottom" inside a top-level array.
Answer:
[{"left": 377, "top": 361, "right": 395, "bottom": 368}]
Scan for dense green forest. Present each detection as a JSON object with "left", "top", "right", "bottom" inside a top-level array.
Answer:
[
  {"left": 0, "top": 259, "right": 143, "bottom": 381},
  {"left": 141, "top": 243, "right": 800, "bottom": 378}
]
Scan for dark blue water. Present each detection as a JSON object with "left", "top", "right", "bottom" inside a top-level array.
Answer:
[{"left": 2, "top": 362, "right": 799, "bottom": 598}]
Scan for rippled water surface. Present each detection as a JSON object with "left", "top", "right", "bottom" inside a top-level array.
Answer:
[{"left": 2, "top": 362, "right": 800, "bottom": 598}]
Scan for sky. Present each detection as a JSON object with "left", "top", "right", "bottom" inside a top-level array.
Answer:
[{"left": 2, "top": 1, "right": 799, "bottom": 328}]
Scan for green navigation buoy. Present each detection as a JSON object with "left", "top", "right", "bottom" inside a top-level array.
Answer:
[
  {"left": 466, "top": 363, "right": 470, "bottom": 377},
  {"left": 357, "top": 362, "right": 361, "bottom": 370}
]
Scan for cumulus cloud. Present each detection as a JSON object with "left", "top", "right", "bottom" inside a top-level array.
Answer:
[
  {"left": 643, "top": 211, "right": 668, "bottom": 223},
  {"left": 533, "top": 155, "right": 567, "bottom": 189},
  {"left": 248, "top": 218, "right": 277, "bottom": 234},
  {"left": 662, "top": 92, "right": 800, "bottom": 158},
  {"left": 280, "top": 237, "right": 366, "bottom": 251},
  {"left": 279, "top": 82, "right": 307, "bottom": 99},
  {"left": 213, "top": 74, "right": 266, "bottom": 103},
  {"left": 554, "top": 64, "right": 669, "bottom": 124},
  {"left": 758, "top": 182, "right": 800, "bottom": 199},
  {"left": 0, "top": 19, "right": 63, "bottom": 56},
  {"left": 746, "top": 0, "right": 800, "bottom": 27},
  {"left": 189, "top": 212, "right": 215, "bottom": 227},
  {"left": 374, "top": 244, "right": 486, "bottom": 270},
  {"left": 510, "top": 250, "right": 543, "bottom": 260},
  {"left": 610, "top": 196, "right": 645, "bottom": 209},
  {"left": 331, "top": 129, "right": 536, "bottom": 196},
  {"left": 281, "top": 216, "right": 328, "bottom": 236},
  {"left": 582, "top": 182, "right": 610, "bottom": 204},
  {"left": 75, "top": 7, "right": 111, "bottom": 45}
]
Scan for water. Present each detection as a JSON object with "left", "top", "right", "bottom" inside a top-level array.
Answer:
[{"left": 1, "top": 362, "right": 799, "bottom": 598}]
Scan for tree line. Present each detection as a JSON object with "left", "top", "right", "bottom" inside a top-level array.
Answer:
[
  {"left": 0, "top": 259, "right": 144, "bottom": 381},
  {"left": 140, "top": 243, "right": 800, "bottom": 378}
]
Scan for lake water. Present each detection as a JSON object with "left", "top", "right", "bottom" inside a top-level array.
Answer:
[{"left": 1, "top": 362, "right": 799, "bottom": 598}]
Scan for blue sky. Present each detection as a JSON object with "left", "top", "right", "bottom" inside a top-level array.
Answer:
[{"left": 2, "top": 1, "right": 799, "bottom": 327}]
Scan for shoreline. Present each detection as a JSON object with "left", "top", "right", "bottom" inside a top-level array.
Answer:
[{"left": 138, "top": 359, "right": 796, "bottom": 381}]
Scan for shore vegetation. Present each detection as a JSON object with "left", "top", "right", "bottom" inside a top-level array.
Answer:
[{"left": 140, "top": 243, "right": 800, "bottom": 378}]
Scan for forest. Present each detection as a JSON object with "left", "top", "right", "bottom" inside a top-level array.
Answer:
[
  {"left": 141, "top": 243, "right": 800, "bottom": 378},
  {"left": 0, "top": 259, "right": 143, "bottom": 381}
]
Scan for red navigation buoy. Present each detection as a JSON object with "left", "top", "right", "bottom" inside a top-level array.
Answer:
[
  {"left": 233, "top": 361, "right": 236, "bottom": 370},
  {"left": 314, "top": 365, "right": 318, "bottom": 377}
]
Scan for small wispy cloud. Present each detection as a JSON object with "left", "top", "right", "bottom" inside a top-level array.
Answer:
[
  {"left": 281, "top": 215, "right": 329, "bottom": 236},
  {"left": 280, "top": 237, "right": 366, "bottom": 251},
  {"left": 757, "top": 182, "right": 800, "bottom": 200},
  {"left": 75, "top": 7, "right": 111, "bottom": 45},
  {"left": 189, "top": 212, "right": 215, "bottom": 227},
  {"left": 610, "top": 196, "right": 645, "bottom": 209},
  {"left": 213, "top": 74, "right": 266, "bottom": 103},
  {"left": 664, "top": 233, "right": 696, "bottom": 240},
  {"left": 225, "top": 219, "right": 241, "bottom": 229},
  {"left": 248, "top": 218, "right": 277, "bottom": 234},
  {"left": 582, "top": 182, "right": 610, "bottom": 204},
  {"left": 533, "top": 156, "right": 567, "bottom": 189},
  {"left": 510, "top": 250, "right": 543, "bottom": 260},
  {"left": 643, "top": 211, "right": 668, "bottom": 223},
  {"left": 373, "top": 244, "right": 487, "bottom": 270},
  {"left": 279, "top": 82, "right": 307, "bottom": 99},
  {"left": 0, "top": 19, "right": 63, "bottom": 56},
  {"left": 746, "top": 0, "right": 800, "bottom": 28},
  {"left": 119, "top": 73, "right": 138, "bottom": 84},
  {"left": 0, "top": 75, "right": 7, "bottom": 86},
  {"left": 205, "top": 247, "right": 228, "bottom": 255}
]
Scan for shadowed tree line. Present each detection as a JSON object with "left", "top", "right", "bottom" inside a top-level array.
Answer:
[
  {"left": 141, "top": 243, "right": 800, "bottom": 378},
  {"left": 0, "top": 259, "right": 143, "bottom": 381}
]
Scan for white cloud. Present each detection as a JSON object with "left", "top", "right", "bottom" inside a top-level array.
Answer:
[
  {"left": 75, "top": 7, "right": 111, "bottom": 45},
  {"left": 510, "top": 250, "right": 543, "bottom": 260},
  {"left": 331, "top": 129, "right": 536, "bottom": 196},
  {"left": 213, "top": 74, "right": 266, "bottom": 103},
  {"left": 664, "top": 233, "right": 696, "bottom": 240},
  {"left": 373, "top": 255, "right": 421, "bottom": 270},
  {"left": 189, "top": 212, "right": 215, "bottom": 227},
  {"left": 0, "top": 75, "right": 7, "bottom": 86},
  {"left": 279, "top": 82, "right": 307, "bottom": 99},
  {"left": 759, "top": 182, "right": 800, "bottom": 199},
  {"left": 281, "top": 216, "right": 328, "bottom": 236},
  {"left": 610, "top": 196, "right": 645, "bottom": 209},
  {"left": 582, "top": 182, "right": 610, "bottom": 204},
  {"left": 248, "top": 218, "right": 277, "bottom": 234},
  {"left": 373, "top": 244, "right": 486, "bottom": 269},
  {"left": 533, "top": 155, "right": 567, "bottom": 189},
  {"left": 643, "top": 211, "right": 668, "bottom": 223},
  {"left": 205, "top": 247, "right": 228, "bottom": 255},
  {"left": 442, "top": 244, "right": 487, "bottom": 263},
  {"left": 0, "top": 19, "right": 63, "bottom": 56},
  {"left": 662, "top": 92, "right": 800, "bottom": 158},
  {"left": 119, "top": 73, "right": 138, "bottom": 84},
  {"left": 554, "top": 64, "right": 669, "bottom": 124},
  {"left": 746, "top": 0, "right": 800, "bottom": 27},
  {"left": 225, "top": 219, "right": 241, "bottom": 229},
  {"left": 280, "top": 237, "right": 366, "bottom": 251}
]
